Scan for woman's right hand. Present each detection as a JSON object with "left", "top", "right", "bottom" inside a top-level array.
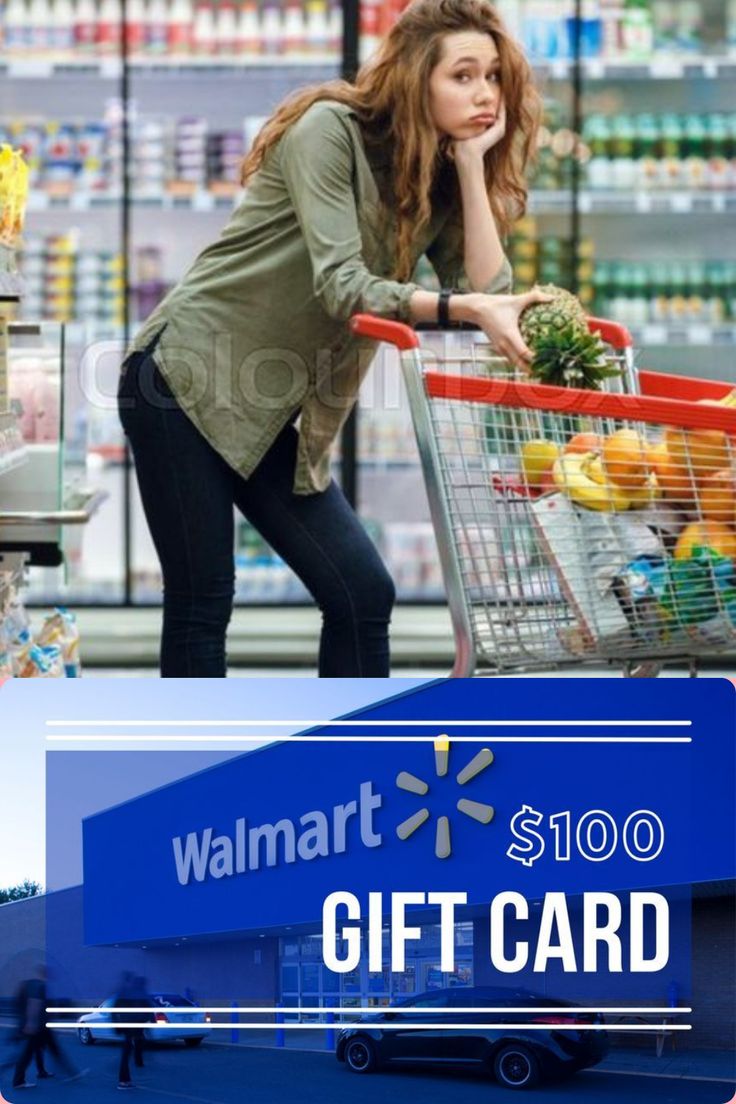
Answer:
[{"left": 466, "top": 288, "right": 554, "bottom": 370}]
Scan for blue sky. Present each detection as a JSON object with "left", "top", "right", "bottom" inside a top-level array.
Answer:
[{"left": 0, "top": 678, "right": 430, "bottom": 889}]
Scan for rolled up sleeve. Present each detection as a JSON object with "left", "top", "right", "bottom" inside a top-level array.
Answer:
[
  {"left": 279, "top": 104, "right": 421, "bottom": 322},
  {"left": 426, "top": 211, "right": 514, "bottom": 295}
]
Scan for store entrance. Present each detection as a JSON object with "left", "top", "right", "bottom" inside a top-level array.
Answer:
[{"left": 279, "top": 927, "right": 474, "bottom": 1016}]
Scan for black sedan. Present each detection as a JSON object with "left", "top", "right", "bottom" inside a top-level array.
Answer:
[{"left": 336, "top": 986, "right": 609, "bottom": 1091}]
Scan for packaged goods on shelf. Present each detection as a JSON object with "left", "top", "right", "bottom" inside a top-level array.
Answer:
[
  {"left": 6, "top": 109, "right": 258, "bottom": 200},
  {"left": 234, "top": 520, "right": 309, "bottom": 601},
  {"left": 533, "top": 101, "right": 576, "bottom": 192},
  {"left": 359, "top": 0, "right": 727, "bottom": 62},
  {"left": 17, "top": 232, "right": 125, "bottom": 325},
  {"left": 380, "top": 522, "right": 444, "bottom": 598},
  {"left": 0, "top": 584, "right": 81, "bottom": 677},
  {"left": 0, "top": 0, "right": 342, "bottom": 59},
  {"left": 583, "top": 113, "right": 736, "bottom": 192},
  {"left": 7, "top": 347, "right": 61, "bottom": 442},
  {"left": 133, "top": 246, "right": 169, "bottom": 321},
  {"left": 509, "top": 219, "right": 596, "bottom": 306},
  {"left": 593, "top": 259, "right": 736, "bottom": 326}
]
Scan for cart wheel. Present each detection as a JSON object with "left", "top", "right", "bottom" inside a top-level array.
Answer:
[{"left": 623, "top": 661, "right": 662, "bottom": 678}]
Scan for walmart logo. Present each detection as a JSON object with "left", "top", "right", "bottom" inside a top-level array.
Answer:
[{"left": 395, "top": 738, "right": 495, "bottom": 859}]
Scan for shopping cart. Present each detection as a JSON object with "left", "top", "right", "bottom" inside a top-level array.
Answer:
[{"left": 350, "top": 312, "right": 736, "bottom": 678}]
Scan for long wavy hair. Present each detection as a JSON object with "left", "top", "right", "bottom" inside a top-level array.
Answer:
[{"left": 240, "top": 0, "right": 541, "bottom": 281}]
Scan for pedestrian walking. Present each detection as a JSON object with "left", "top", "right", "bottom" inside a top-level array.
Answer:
[
  {"left": 114, "top": 973, "right": 152, "bottom": 1091},
  {"left": 12, "top": 967, "right": 87, "bottom": 1089}
]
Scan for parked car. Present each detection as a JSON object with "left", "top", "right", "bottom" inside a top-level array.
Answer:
[
  {"left": 77, "top": 993, "right": 210, "bottom": 1048},
  {"left": 336, "top": 986, "right": 609, "bottom": 1090}
]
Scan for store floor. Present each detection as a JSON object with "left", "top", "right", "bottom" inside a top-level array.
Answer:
[{"left": 69, "top": 605, "right": 735, "bottom": 677}]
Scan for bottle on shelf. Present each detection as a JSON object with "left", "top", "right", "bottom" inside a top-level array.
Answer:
[
  {"left": 237, "top": 0, "right": 261, "bottom": 55},
  {"left": 48, "top": 0, "right": 74, "bottom": 52},
  {"left": 260, "top": 0, "right": 284, "bottom": 54},
  {"left": 192, "top": 0, "right": 216, "bottom": 55},
  {"left": 651, "top": 0, "right": 676, "bottom": 53},
  {"left": 145, "top": 0, "right": 170, "bottom": 55},
  {"left": 594, "top": 259, "right": 736, "bottom": 328},
  {"left": 304, "top": 0, "right": 328, "bottom": 54},
  {"left": 326, "top": 0, "right": 341, "bottom": 54},
  {"left": 3, "top": 0, "right": 28, "bottom": 53},
  {"left": 73, "top": 0, "right": 97, "bottom": 53},
  {"left": 675, "top": 1, "right": 702, "bottom": 54},
  {"left": 621, "top": 0, "right": 653, "bottom": 60},
  {"left": 96, "top": 0, "right": 121, "bottom": 54},
  {"left": 282, "top": 0, "right": 306, "bottom": 54},
  {"left": 27, "top": 0, "right": 51, "bottom": 54},
  {"left": 167, "top": 0, "right": 194, "bottom": 54},
  {"left": 125, "top": 0, "right": 147, "bottom": 54},
  {"left": 729, "top": 0, "right": 736, "bottom": 56}
]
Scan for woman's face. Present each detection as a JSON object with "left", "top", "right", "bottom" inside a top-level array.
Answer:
[{"left": 428, "top": 30, "right": 502, "bottom": 140}]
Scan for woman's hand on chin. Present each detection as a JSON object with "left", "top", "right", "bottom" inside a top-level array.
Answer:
[{"left": 449, "top": 102, "right": 507, "bottom": 168}]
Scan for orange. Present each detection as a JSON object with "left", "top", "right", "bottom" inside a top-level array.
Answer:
[
  {"left": 665, "top": 426, "right": 730, "bottom": 480},
  {"left": 674, "top": 519, "right": 736, "bottom": 562},
  {"left": 647, "top": 441, "right": 697, "bottom": 504},
  {"left": 602, "top": 429, "right": 649, "bottom": 488},
  {"left": 564, "top": 432, "right": 603, "bottom": 455},
  {"left": 699, "top": 469, "right": 736, "bottom": 526}
]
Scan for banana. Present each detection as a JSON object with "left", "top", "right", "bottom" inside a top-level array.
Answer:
[
  {"left": 626, "top": 472, "right": 659, "bottom": 509},
  {"left": 552, "top": 452, "right": 632, "bottom": 512}
]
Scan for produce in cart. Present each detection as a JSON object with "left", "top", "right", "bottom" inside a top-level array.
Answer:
[{"left": 519, "top": 284, "right": 621, "bottom": 389}]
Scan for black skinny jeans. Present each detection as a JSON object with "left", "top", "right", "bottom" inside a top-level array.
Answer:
[{"left": 118, "top": 341, "right": 395, "bottom": 677}]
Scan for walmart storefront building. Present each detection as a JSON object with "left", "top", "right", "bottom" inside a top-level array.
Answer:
[{"left": 1, "top": 686, "right": 735, "bottom": 1048}]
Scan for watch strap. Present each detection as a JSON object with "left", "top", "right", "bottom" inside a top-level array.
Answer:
[{"left": 438, "top": 287, "right": 456, "bottom": 328}]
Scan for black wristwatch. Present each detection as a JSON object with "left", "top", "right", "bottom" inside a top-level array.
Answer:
[{"left": 438, "top": 287, "right": 459, "bottom": 328}]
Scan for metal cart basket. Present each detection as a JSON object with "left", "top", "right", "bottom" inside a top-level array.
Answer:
[{"left": 351, "top": 313, "right": 736, "bottom": 678}]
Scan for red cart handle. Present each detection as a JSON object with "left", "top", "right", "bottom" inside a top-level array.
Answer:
[
  {"left": 350, "top": 313, "right": 631, "bottom": 351},
  {"left": 424, "top": 374, "right": 736, "bottom": 434},
  {"left": 350, "top": 314, "right": 419, "bottom": 349},
  {"left": 639, "top": 369, "right": 736, "bottom": 404},
  {"left": 586, "top": 317, "right": 633, "bottom": 349}
]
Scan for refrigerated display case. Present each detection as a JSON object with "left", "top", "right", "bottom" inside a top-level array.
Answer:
[
  {"left": 0, "top": 319, "right": 107, "bottom": 572},
  {"left": 354, "top": 0, "right": 736, "bottom": 601},
  {"left": 1, "top": 0, "right": 734, "bottom": 610}
]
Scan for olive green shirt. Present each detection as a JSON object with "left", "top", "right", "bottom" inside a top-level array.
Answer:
[{"left": 127, "top": 100, "right": 513, "bottom": 494}]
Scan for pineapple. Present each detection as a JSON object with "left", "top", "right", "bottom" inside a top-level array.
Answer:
[
  {"left": 519, "top": 284, "right": 588, "bottom": 344},
  {"left": 520, "top": 284, "right": 621, "bottom": 390}
]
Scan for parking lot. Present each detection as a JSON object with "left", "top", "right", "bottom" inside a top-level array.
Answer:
[{"left": 1, "top": 1038, "right": 733, "bottom": 1104}]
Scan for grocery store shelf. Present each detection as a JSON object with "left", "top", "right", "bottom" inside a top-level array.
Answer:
[
  {"left": 29, "top": 188, "right": 735, "bottom": 217},
  {"left": 631, "top": 324, "right": 736, "bottom": 347},
  {"left": 0, "top": 55, "right": 339, "bottom": 79},
  {"left": 537, "top": 56, "right": 736, "bottom": 81},
  {"left": 0, "top": 446, "right": 28, "bottom": 479},
  {"left": 4, "top": 54, "right": 735, "bottom": 81},
  {"left": 26, "top": 189, "right": 241, "bottom": 212},
  {"left": 578, "top": 192, "right": 736, "bottom": 215},
  {"left": 0, "top": 413, "right": 27, "bottom": 478}
]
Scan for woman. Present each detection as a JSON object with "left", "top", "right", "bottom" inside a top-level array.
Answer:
[{"left": 118, "top": 0, "right": 548, "bottom": 678}]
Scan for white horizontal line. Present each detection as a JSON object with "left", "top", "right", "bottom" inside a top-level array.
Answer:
[
  {"left": 45, "top": 735, "right": 692, "bottom": 744},
  {"left": 589, "top": 1068, "right": 732, "bottom": 1084},
  {"left": 48, "top": 1007, "right": 693, "bottom": 1015},
  {"left": 46, "top": 719, "right": 692, "bottom": 728},
  {"left": 48, "top": 1023, "right": 692, "bottom": 1032}
]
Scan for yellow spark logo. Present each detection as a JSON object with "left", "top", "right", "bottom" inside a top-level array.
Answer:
[{"left": 395, "top": 737, "right": 495, "bottom": 859}]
